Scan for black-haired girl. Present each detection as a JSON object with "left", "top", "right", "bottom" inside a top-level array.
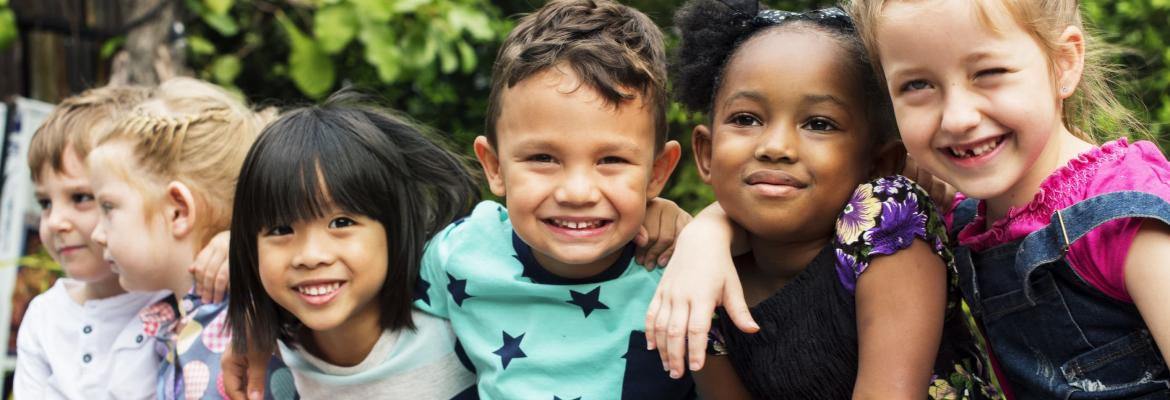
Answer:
[
  {"left": 227, "top": 92, "right": 479, "bottom": 398},
  {"left": 644, "top": 1, "right": 999, "bottom": 398}
]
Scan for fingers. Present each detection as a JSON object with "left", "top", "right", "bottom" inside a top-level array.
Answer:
[
  {"left": 686, "top": 300, "right": 714, "bottom": 373},
  {"left": 653, "top": 296, "right": 673, "bottom": 372},
  {"left": 723, "top": 273, "right": 759, "bottom": 334},
  {"left": 222, "top": 348, "right": 249, "bottom": 400},
  {"left": 645, "top": 290, "right": 663, "bottom": 350},
  {"left": 643, "top": 213, "right": 675, "bottom": 269},
  {"left": 635, "top": 226, "right": 650, "bottom": 270},
  {"left": 245, "top": 349, "right": 269, "bottom": 400},
  {"left": 209, "top": 248, "right": 230, "bottom": 303},
  {"left": 665, "top": 304, "right": 689, "bottom": 379}
]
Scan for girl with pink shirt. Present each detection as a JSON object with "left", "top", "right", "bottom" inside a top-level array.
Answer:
[{"left": 647, "top": 0, "right": 1170, "bottom": 398}]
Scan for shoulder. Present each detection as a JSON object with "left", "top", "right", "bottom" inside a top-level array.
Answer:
[
  {"left": 1081, "top": 139, "right": 1170, "bottom": 200},
  {"left": 834, "top": 176, "right": 951, "bottom": 287}
]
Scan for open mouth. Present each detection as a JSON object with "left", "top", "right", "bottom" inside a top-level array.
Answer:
[
  {"left": 945, "top": 134, "right": 1008, "bottom": 159},
  {"left": 296, "top": 281, "right": 343, "bottom": 297},
  {"left": 544, "top": 218, "right": 612, "bottom": 230}
]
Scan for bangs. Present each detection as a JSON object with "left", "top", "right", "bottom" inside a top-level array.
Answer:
[{"left": 235, "top": 108, "right": 392, "bottom": 235}]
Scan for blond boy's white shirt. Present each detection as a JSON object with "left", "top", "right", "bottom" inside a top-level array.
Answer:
[{"left": 14, "top": 278, "right": 169, "bottom": 399}]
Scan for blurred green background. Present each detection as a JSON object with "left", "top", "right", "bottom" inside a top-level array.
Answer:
[{"left": 4, "top": 0, "right": 1168, "bottom": 212}]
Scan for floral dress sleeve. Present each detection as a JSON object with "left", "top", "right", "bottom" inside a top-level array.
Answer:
[{"left": 833, "top": 175, "right": 952, "bottom": 293}]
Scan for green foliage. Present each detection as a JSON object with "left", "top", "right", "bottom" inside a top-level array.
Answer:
[
  {"left": 0, "top": 0, "right": 16, "bottom": 50},
  {"left": 184, "top": 0, "right": 1170, "bottom": 213}
]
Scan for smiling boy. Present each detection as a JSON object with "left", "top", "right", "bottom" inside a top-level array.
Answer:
[{"left": 412, "top": 0, "right": 690, "bottom": 398}]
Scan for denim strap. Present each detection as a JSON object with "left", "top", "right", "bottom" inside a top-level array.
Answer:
[{"left": 1016, "top": 191, "right": 1170, "bottom": 303}]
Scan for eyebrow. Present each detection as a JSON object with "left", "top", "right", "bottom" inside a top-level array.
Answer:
[
  {"left": 720, "top": 91, "right": 768, "bottom": 111},
  {"left": 802, "top": 94, "right": 848, "bottom": 108}
]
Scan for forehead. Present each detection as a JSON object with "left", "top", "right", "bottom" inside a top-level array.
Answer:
[
  {"left": 718, "top": 28, "right": 863, "bottom": 109},
  {"left": 877, "top": 0, "right": 1034, "bottom": 60},
  {"left": 36, "top": 145, "right": 89, "bottom": 187},
  {"left": 495, "top": 67, "right": 656, "bottom": 153}
]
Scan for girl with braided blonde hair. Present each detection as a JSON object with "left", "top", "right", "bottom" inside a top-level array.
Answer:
[{"left": 86, "top": 77, "right": 294, "bottom": 400}]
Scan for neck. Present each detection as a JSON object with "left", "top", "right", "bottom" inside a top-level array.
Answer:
[
  {"left": 85, "top": 274, "right": 127, "bottom": 300},
  {"left": 307, "top": 302, "right": 383, "bottom": 367},
  {"left": 165, "top": 238, "right": 200, "bottom": 299},
  {"left": 533, "top": 248, "right": 623, "bottom": 280},
  {"left": 985, "top": 127, "right": 1094, "bottom": 222},
  {"left": 746, "top": 233, "right": 830, "bottom": 282}
]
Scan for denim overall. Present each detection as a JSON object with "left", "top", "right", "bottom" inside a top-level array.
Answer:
[{"left": 952, "top": 191, "right": 1170, "bottom": 399}]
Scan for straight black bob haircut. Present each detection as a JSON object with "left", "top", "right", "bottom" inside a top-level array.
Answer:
[{"left": 228, "top": 90, "right": 480, "bottom": 353}]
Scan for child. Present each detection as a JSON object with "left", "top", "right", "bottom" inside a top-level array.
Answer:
[
  {"left": 85, "top": 77, "right": 294, "bottom": 399},
  {"left": 416, "top": 0, "right": 692, "bottom": 397},
  {"left": 227, "top": 92, "right": 479, "bottom": 398},
  {"left": 14, "top": 85, "right": 170, "bottom": 399},
  {"left": 644, "top": 1, "right": 998, "bottom": 398},
  {"left": 846, "top": 0, "right": 1170, "bottom": 397}
]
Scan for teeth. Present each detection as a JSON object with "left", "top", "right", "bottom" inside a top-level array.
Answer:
[
  {"left": 297, "top": 282, "right": 341, "bottom": 296},
  {"left": 949, "top": 137, "right": 1000, "bottom": 158},
  {"left": 550, "top": 219, "right": 604, "bottom": 229}
]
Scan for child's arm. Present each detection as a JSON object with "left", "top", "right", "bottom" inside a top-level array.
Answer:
[
  {"left": 13, "top": 320, "right": 49, "bottom": 397},
  {"left": 853, "top": 239, "right": 946, "bottom": 399},
  {"left": 645, "top": 202, "right": 757, "bottom": 379},
  {"left": 1124, "top": 220, "right": 1170, "bottom": 363},
  {"left": 635, "top": 197, "right": 692, "bottom": 268},
  {"left": 190, "top": 230, "right": 231, "bottom": 303},
  {"left": 693, "top": 356, "right": 753, "bottom": 400}
]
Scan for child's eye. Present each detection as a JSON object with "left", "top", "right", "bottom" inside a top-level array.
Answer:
[
  {"left": 329, "top": 217, "right": 356, "bottom": 229},
  {"left": 99, "top": 202, "right": 113, "bottom": 213},
  {"left": 728, "top": 113, "right": 762, "bottom": 127},
  {"left": 599, "top": 156, "right": 628, "bottom": 165},
  {"left": 801, "top": 118, "right": 839, "bottom": 132},
  {"left": 526, "top": 154, "right": 555, "bottom": 163},
  {"left": 975, "top": 68, "right": 1008, "bottom": 79},
  {"left": 900, "top": 80, "right": 932, "bottom": 93},
  {"left": 265, "top": 225, "right": 293, "bottom": 236},
  {"left": 36, "top": 198, "right": 51, "bottom": 210},
  {"left": 72, "top": 193, "right": 94, "bottom": 204}
]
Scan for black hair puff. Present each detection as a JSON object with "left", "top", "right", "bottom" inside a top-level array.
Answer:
[{"left": 672, "top": 0, "right": 758, "bottom": 113}]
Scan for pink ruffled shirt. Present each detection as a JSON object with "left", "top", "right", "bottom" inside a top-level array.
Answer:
[{"left": 952, "top": 138, "right": 1170, "bottom": 303}]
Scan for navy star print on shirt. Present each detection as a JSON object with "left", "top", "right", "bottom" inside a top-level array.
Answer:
[
  {"left": 447, "top": 273, "right": 473, "bottom": 306},
  {"left": 414, "top": 278, "right": 431, "bottom": 305},
  {"left": 493, "top": 331, "right": 527, "bottom": 369},
  {"left": 567, "top": 286, "right": 609, "bottom": 318}
]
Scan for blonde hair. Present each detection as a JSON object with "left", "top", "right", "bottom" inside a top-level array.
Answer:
[
  {"left": 91, "top": 78, "right": 276, "bottom": 245},
  {"left": 847, "top": 0, "right": 1146, "bottom": 144},
  {"left": 28, "top": 85, "right": 153, "bottom": 181}
]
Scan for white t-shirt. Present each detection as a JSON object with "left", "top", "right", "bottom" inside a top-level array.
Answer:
[
  {"left": 14, "top": 278, "right": 168, "bottom": 399},
  {"left": 278, "top": 310, "right": 476, "bottom": 399}
]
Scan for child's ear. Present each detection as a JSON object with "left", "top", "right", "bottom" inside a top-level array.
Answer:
[
  {"left": 692, "top": 125, "right": 715, "bottom": 184},
  {"left": 1055, "top": 25, "right": 1085, "bottom": 100},
  {"left": 870, "top": 141, "right": 907, "bottom": 179},
  {"left": 473, "top": 136, "right": 507, "bottom": 197},
  {"left": 646, "top": 140, "right": 682, "bottom": 199},
  {"left": 165, "top": 181, "right": 197, "bottom": 239}
]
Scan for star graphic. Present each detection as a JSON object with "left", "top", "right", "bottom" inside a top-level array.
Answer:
[
  {"left": 567, "top": 286, "right": 609, "bottom": 318},
  {"left": 414, "top": 278, "right": 431, "bottom": 305},
  {"left": 493, "top": 331, "right": 527, "bottom": 370},
  {"left": 447, "top": 273, "right": 473, "bottom": 307}
]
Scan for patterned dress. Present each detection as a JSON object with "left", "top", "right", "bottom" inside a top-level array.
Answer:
[{"left": 709, "top": 175, "right": 1001, "bottom": 399}]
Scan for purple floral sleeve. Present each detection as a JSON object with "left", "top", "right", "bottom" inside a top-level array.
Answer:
[{"left": 833, "top": 175, "right": 952, "bottom": 294}]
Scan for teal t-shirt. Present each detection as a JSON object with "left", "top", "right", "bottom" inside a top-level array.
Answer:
[{"left": 415, "top": 201, "right": 695, "bottom": 399}]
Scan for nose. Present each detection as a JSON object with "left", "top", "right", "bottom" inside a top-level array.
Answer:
[
  {"left": 45, "top": 206, "right": 73, "bottom": 233},
  {"left": 292, "top": 229, "right": 337, "bottom": 269},
  {"left": 90, "top": 219, "right": 107, "bottom": 247},
  {"left": 754, "top": 125, "right": 798, "bottom": 163},
  {"left": 940, "top": 86, "right": 982, "bottom": 135},
  {"left": 553, "top": 166, "right": 602, "bottom": 207}
]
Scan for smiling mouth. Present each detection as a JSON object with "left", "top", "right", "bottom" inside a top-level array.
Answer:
[
  {"left": 296, "top": 282, "right": 343, "bottom": 296},
  {"left": 544, "top": 218, "right": 612, "bottom": 230},
  {"left": 945, "top": 134, "right": 1008, "bottom": 159}
]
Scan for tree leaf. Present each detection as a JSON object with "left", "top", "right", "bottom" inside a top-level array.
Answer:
[
  {"left": 277, "top": 11, "right": 335, "bottom": 98},
  {"left": 439, "top": 44, "right": 458, "bottom": 74},
  {"left": 204, "top": 0, "right": 234, "bottom": 15},
  {"left": 349, "top": 0, "right": 394, "bottom": 22},
  {"left": 211, "top": 55, "right": 242, "bottom": 84},
  {"left": 187, "top": 36, "right": 216, "bottom": 56},
  {"left": 314, "top": 3, "right": 357, "bottom": 54},
  {"left": 100, "top": 36, "right": 126, "bottom": 59},
  {"left": 202, "top": 12, "right": 240, "bottom": 36},
  {"left": 457, "top": 41, "right": 476, "bottom": 74},
  {"left": 0, "top": 8, "right": 16, "bottom": 50},
  {"left": 393, "top": 0, "right": 430, "bottom": 13}
]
